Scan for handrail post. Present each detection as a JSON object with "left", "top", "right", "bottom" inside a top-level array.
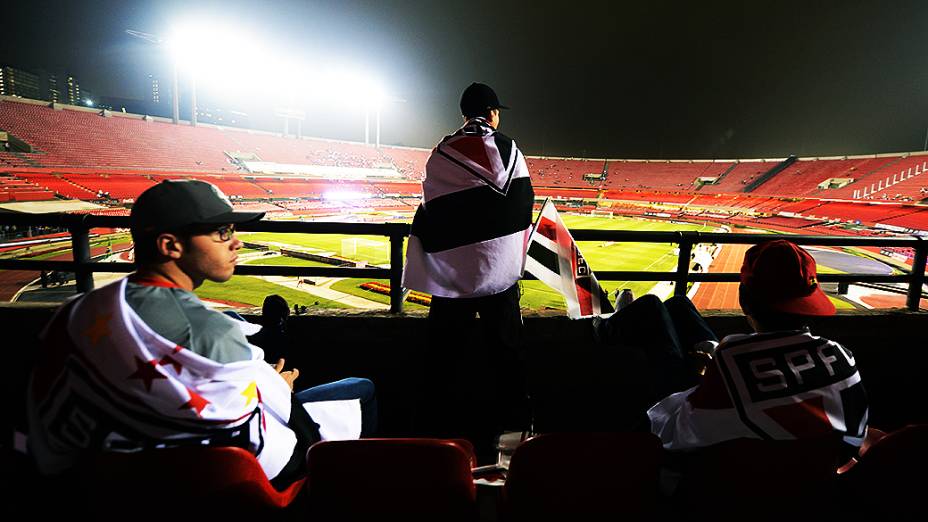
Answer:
[
  {"left": 674, "top": 232, "right": 695, "bottom": 297},
  {"left": 70, "top": 222, "right": 94, "bottom": 294},
  {"left": 906, "top": 238, "right": 927, "bottom": 311},
  {"left": 389, "top": 232, "right": 404, "bottom": 314}
]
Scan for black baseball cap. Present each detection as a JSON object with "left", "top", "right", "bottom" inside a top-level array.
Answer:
[
  {"left": 130, "top": 179, "right": 264, "bottom": 233},
  {"left": 460, "top": 82, "right": 509, "bottom": 118}
]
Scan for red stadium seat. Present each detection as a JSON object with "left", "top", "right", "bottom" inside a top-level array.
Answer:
[
  {"left": 503, "top": 432, "right": 662, "bottom": 519},
  {"left": 840, "top": 424, "right": 928, "bottom": 518},
  {"left": 673, "top": 437, "right": 841, "bottom": 520},
  {"left": 305, "top": 438, "right": 477, "bottom": 520},
  {"left": 81, "top": 446, "right": 305, "bottom": 517}
]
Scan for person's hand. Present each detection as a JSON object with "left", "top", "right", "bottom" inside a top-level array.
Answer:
[{"left": 274, "top": 358, "right": 300, "bottom": 391}]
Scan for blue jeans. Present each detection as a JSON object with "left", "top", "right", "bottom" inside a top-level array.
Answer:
[{"left": 294, "top": 378, "right": 378, "bottom": 437}]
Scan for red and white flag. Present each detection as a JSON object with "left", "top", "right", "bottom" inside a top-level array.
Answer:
[
  {"left": 523, "top": 199, "right": 614, "bottom": 319},
  {"left": 27, "top": 278, "right": 357, "bottom": 481}
]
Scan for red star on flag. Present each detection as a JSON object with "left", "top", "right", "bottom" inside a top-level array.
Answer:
[
  {"left": 84, "top": 313, "right": 112, "bottom": 346},
  {"left": 159, "top": 355, "right": 183, "bottom": 374},
  {"left": 128, "top": 356, "right": 167, "bottom": 392},
  {"left": 180, "top": 388, "right": 210, "bottom": 415}
]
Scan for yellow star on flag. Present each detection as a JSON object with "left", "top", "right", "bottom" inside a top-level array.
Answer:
[
  {"left": 241, "top": 381, "right": 259, "bottom": 407},
  {"left": 84, "top": 313, "right": 113, "bottom": 346}
]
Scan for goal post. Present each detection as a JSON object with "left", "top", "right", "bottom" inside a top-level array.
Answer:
[
  {"left": 341, "top": 237, "right": 389, "bottom": 263},
  {"left": 590, "top": 209, "right": 614, "bottom": 218}
]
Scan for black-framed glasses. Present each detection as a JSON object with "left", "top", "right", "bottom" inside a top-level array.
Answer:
[
  {"left": 211, "top": 224, "right": 236, "bottom": 242},
  {"left": 182, "top": 223, "right": 235, "bottom": 242}
]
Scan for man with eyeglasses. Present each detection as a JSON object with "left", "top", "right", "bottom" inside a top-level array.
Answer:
[{"left": 28, "top": 180, "right": 375, "bottom": 490}]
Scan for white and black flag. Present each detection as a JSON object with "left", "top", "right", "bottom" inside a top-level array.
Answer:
[
  {"left": 403, "top": 118, "right": 534, "bottom": 298},
  {"left": 524, "top": 199, "right": 614, "bottom": 319}
]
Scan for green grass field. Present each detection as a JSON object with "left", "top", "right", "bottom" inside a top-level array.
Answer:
[
  {"left": 196, "top": 276, "right": 350, "bottom": 309},
  {"left": 231, "top": 214, "right": 718, "bottom": 311},
  {"left": 191, "top": 213, "right": 878, "bottom": 312},
  {"left": 243, "top": 255, "right": 335, "bottom": 268},
  {"left": 239, "top": 232, "right": 394, "bottom": 265}
]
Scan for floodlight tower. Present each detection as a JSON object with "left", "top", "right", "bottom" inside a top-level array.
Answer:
[{"left": 126, "top": 29, "right": 181, "bottom": 125}]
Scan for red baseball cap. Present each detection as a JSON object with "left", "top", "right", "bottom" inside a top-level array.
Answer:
[{"left": 740, "top": 240, "right": 835, "bottom": 316}]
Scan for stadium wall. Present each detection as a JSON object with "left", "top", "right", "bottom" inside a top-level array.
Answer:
[{"left": 6, "top": 304, "right": 926, "bottom": 439}]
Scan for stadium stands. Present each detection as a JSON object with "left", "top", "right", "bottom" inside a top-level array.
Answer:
[
  {"left": 5, "top": 96, "right": 928, "bottom": 231},
  {"left": 605, "top": 160, "right": 733, "bottom": 191},
  {"left": 528, "top": 157, "right": 605, "bottom": 188},
  {"left": 13, "top": 171, "right": 96, "bottom": 199},
  {"left": 0, "top": 174, "right": 55, "bottom": 202}
]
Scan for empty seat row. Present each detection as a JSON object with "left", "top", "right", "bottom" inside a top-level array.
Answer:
[{"left": 23, "top": 425, "right": 923, "bottom": 520}]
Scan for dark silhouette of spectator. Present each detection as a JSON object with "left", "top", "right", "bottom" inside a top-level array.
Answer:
[{"left": 249, "top": 294, "right": 291, "bottom": 362}]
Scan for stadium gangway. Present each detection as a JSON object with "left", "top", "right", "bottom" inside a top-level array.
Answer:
[{"left": 0, "top": 213, "right": 926, "bottom": 312}]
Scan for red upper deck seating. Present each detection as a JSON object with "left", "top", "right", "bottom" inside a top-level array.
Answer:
[
  {"left": 0, "top": 100, "right": 241, "bottom": 170},
  {"left": 528, "top": 158, "right": 605, "bottom": 188},
  {"left": 605, "top": 160, "right": 733, "bottom": 191},
  {"left": 843, "top": 156, "right": 928, "bottom": 202},
  {"left": 381, "top": 146, "right": 430, "bottom": 180},
  {"left": 228, "top": 132, "right": 388, "bottom": 169},
  {"left": 750, "top": 156, "right": 913, "bottom": 198},
  {"left": 696, "top": 161, "right": 773, "bottom": 194},
  {"left": 802, "top": 201, "right": 918, "bottom": 224},
  {"left": 877, "top": 209, "right": 928, "bottom": 230}
]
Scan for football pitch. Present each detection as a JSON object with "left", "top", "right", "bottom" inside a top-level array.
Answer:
[{"left": 212, "top": 214, "right": 717, "bottom": 311}]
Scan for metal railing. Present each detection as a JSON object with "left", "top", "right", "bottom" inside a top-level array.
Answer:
[{"left": 0, "top": 213, "right": 925, "bottom": 312}]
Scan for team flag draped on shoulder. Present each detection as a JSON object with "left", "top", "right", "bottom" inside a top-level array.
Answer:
[
  {"left": 26, "top": 278, "right": 338, "bottom": 481},
  {"left": 403, "top": 117, "right": 534, "bottom": 298},
  {"left": 648, "top": 330, "right": 868, "bottom": 451},
  {"left": 524, "top": 198, "right": 614, "bottom": 319}
]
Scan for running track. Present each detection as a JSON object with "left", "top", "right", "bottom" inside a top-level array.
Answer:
[
  {"left": 0, "top": 242, "right": 132, "bottom": 301},
  {"left": 691, "top": 243, "right": 749, "bottom": 310}
]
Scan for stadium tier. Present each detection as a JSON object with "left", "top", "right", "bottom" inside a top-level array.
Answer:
[
  {"left": 5, "top": 97, "right": 928, "bottom": 230},
  {"left": 605, "top": 160, "right": 734, "bottom": 191},
  {"left": 11, "top": 172, "right": 96, "bottom": 199},
  {"left": 0, "top": 174, "right": 55, "bottom": 202},
  {"left": 527, "top": 158, "right": 606, "bottom": 188}
]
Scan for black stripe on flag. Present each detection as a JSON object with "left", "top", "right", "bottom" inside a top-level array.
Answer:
[
  {"left": 494, "top": 132, "right": 514, "bottom": 171},
  {"left": 411, "top": 177, "right": 534, "bottom": 253},
  {"left": 528, "top": 241, "right": 559, "bottom": 275}
]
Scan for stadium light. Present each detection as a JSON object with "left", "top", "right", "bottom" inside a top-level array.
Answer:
[
  {"left": 312, "top": 69, "right": 387, "bottom": 146},
  {"left": 165, "top": 22, "right": 270, "bottom": 126},
  {"left": 84, "top": 99, "right": 94, "bottom": 107}
]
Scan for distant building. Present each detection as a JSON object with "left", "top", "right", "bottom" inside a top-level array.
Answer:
[
  {"left": 45, "top": 73, "right": 61, "bottom": 103},
  {"left": 0, "top": 65, "right": 42, "bottom": 99},
  {"left": 98, "top": 96, "right": 147, "bottom": 114},
  {"left": 149, "top": 74, "right": 161, "bottom": 105},
  {"left": 196, "top": 105, "right": 250, "bottom": 128},
  {"left": 66, "top": 74, "right": 81, "bottom": 106}
]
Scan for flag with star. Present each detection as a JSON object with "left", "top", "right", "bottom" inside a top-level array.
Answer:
[{"left": 27, "top": 278, "right": 299, "bottom": 481}]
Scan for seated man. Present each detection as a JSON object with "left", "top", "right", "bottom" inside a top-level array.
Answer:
[
  {"left": 27, "top": 179, "right": 375, "bottom": 489},
  {"left": 648, "top": 240, "right": 868, "bottom": 460}
]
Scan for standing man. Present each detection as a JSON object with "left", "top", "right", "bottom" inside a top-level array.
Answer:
[{"left": 404, "top": 83, "right": 535, "bottom": 458}]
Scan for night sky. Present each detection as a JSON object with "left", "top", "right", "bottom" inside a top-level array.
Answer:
[{"left": 4, "top": 0, "right": 928, "bottom": 159}]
